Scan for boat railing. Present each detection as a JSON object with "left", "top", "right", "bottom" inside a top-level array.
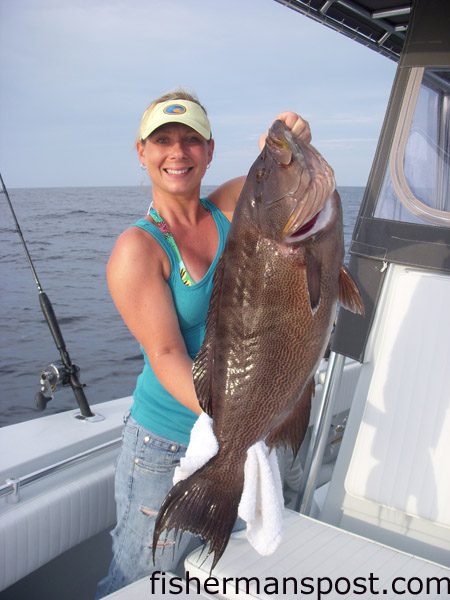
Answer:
[
  {"left": 0, "top": 436, "right": 121, "bottom": 502},
  {"left": 295, "top": 351, "right": 346, "bottom": 514}
]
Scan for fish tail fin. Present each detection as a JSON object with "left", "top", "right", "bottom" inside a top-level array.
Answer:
[{"left": 153, "top": 452, "right": 244, "bottom": 571}]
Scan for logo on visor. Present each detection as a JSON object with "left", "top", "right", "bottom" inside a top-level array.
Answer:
[{"left": 164, "top": 104, "right": 187, "bottom": 115}]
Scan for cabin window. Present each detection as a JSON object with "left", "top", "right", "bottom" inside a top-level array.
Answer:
[{"left": 375, "top": 67, "right": 450, "bottom": 227}]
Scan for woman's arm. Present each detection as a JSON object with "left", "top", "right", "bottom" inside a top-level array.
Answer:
[
  {"left": 208, "top": 176, "right": 246, "bottom": 221},
  {"left": 107, "top": 226, "right": 202, "bottom": 415}
]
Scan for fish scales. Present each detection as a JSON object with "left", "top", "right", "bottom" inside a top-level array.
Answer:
[
  {"left": 217, "top": 228, "right": 332, "bottom": 437},
  {"left": 153, "top": 120, "right": 364, "bottom": 570}
]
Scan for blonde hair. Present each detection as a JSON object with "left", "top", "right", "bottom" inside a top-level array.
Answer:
[{"left": 146, "top": 88, "right": 208, "bottom": 115}]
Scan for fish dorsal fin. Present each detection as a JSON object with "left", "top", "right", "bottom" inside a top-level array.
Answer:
[
  {"left": 338, "top": 266, "right": 365, "bottom": 315},
  {"left": 306, "top": 251, "right": 321, "bottom": 312},
  {"left": 192, "top": 255, "right": 225, "bottom": 417}
]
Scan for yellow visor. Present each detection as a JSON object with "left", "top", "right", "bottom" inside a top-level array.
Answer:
[{"left": 139, "top": 99, "right": 212, "bottom": 141}]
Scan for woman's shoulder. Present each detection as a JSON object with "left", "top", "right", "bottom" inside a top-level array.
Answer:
[
  {"left": 113, "top": 221, "right": 157, "bottom": 255},
  {"left": 108, "top": 221, "right": 170, "bottom": 280},
  {"left": 207, "top": 176, "right": 246, "bottom": 221}
]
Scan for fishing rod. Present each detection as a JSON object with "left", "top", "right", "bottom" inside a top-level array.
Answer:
[{"left": 0, "top": 171, "right": 95, "bottom": 419}]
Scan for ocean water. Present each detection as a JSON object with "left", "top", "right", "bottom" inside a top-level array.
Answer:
[{"left": 0, "top": 185, "right": 363, "bottom": 427}]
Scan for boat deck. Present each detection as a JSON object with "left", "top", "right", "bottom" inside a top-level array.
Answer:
[{"left": 184, "top": 509, "right": 449, "bottom": 599}]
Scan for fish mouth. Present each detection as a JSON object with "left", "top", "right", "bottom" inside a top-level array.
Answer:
[
  {"left": 281, "top": 146, "right": 335, "bottom": 238},
  {"left": 282, "top": 196, "right": 324, "bottom": 239},
  {"left": 283, "top": 210, "right": 321, "bottom": 244},
  {"left": 283, "top": 196, "right": 335, "bottom": 244},
  {"left": 264, "top": 120, "right": 335, "bottom": 240},
  {"left": 265, "top": 126, "right": 293, "bottom": 166},
  {"left": 288, "top": 211, "right": 321, "bottom": 238}
]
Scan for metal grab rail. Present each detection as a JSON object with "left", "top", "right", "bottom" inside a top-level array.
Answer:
[
  {"left": 0, "top": 437, "right": 121, "bottom": 501},
  {"left": 295, "top": 351, "right": 346, "bottom": 514}
]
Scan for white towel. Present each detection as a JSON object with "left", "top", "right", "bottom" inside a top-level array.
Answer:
[{"left": 173, "top": 412, "right": 284, "bottom": 556}]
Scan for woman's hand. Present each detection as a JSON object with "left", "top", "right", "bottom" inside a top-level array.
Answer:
[
  {"left": 277, "top": 111, "right": 312, "bottom": 143},
  {"left": 259, "top": 111, "right": 312, "bottom": 149},
  {"left": 212, "top": 112, "right": 313, "bottom": 220}
]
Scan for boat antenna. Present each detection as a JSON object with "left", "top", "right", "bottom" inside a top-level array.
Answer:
[{"left": 0, "top": 171, "right": 95, "bottom": 419}]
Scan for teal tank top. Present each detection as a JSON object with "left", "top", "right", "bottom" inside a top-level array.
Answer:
[{"left": 130, "top": 198, "right": 231, "bottom": 445}]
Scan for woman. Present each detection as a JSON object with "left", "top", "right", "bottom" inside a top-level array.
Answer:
[{"left": 96, "top": 89, "right": 311, "bottom": 597}]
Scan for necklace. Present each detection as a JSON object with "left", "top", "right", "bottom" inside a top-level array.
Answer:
[{"left": 147, "top": 204, "right": 198, "bottom": 286}]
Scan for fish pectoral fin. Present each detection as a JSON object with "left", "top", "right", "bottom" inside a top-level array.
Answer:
[
  {"left": 192, "top": 256, "right": 225, "bottom": 416},
  {"left": 306, "top": 252, "right": 321, "bottom": 312},
  {"left": 338, "top": 266, "right": 365, "bottom": 316},
  {"left": 266, "top": 379, "right": 314, "bottom": 457}
]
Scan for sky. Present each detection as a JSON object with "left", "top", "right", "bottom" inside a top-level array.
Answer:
[{"left": 0, "top": 0, "right": 396, "bottom": 188}]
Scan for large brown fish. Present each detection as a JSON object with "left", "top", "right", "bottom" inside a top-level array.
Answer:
[{"left": 153, "top": 120, "right": 364, "bottom": 569}]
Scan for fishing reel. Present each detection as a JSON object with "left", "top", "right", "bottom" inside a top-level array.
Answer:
[
  {"left": 35, "top": 361, "right": 80, "bottom": 411},
  {"left": 1, "top": 172, "right": 96, "bottom": 419}
]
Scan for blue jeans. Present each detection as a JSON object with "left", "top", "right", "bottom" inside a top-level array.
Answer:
[{"left": 95, "top": 415, "right": 195, "bottom": 598}]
